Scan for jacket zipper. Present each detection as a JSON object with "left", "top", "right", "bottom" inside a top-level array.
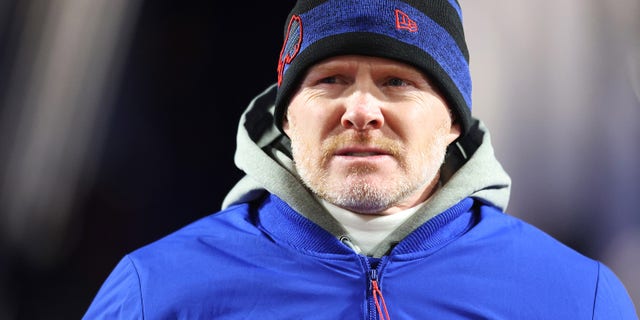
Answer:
[
  {"left": 344, "top": 238, "right": 390, "bottom": 319},
  {"left": 368, "top": 268, "right": 390, "bottom": 320}
]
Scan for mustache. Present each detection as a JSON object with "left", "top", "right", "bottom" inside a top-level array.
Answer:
[{"left": 321, "top": 132, "right": 404, "bottom": 159}]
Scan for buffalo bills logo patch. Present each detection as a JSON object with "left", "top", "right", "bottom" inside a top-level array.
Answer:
[{"left": 277, "top": 15, "right": 303, "bottom": 86}]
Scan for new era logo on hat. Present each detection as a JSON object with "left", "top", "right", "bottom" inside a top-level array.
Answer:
[{"left": 395, "top": 9, "right": 418, "bottom": 32}]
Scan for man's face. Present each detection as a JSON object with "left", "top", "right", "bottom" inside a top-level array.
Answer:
[{"left": 283, "top": 55, "right": 460, "bottom": 215}]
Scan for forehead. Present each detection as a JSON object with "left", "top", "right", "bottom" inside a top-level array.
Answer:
[{"left": 308, "top": 55, "right": 422, "bottom": 73}]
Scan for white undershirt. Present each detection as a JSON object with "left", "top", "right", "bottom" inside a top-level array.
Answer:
[{"left": 319, "top": 199, "right": 427, "bottom": 255}]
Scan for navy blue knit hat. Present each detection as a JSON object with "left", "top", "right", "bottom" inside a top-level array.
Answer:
[{"left": 275, "top": 0, "right": 472, "bottom": 137}]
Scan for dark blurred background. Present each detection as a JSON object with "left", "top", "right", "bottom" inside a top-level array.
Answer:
[
  {"left": 0, "top": 1, "right": 292, "bottom": 319},
  {"left": 0, "top": 1, "right": 638, "bottom": 319}
]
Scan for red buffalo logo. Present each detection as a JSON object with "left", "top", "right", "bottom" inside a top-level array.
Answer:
[{"left": 277, "top": 15, "right": 303, "bottom": 86}]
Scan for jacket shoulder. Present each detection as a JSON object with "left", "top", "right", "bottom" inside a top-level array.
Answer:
[{"left": 83, "top": 202, "right": 260, "bottom": 319}]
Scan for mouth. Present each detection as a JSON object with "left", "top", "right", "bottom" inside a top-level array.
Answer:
[
  {"left": 335, "top": 147, "right": 391, "bottom": 158},
  {"left": 344, "top": 152, "right": 380, "bottom": 157}
]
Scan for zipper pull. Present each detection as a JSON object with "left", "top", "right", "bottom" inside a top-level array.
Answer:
[{"left": 369, "top": 269, "right": 391, "bottom": 320}]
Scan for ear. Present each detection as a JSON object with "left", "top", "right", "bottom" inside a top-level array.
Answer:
[
  {"left": 282, "top": 114, "right": 291, "bottom": 135},
  {"left": 447, "top": 121, "right": 461, "bottom": 145}
]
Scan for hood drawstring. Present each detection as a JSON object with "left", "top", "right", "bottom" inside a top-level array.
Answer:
[{"left": 372, "top": 277, "right": 390, "bottom": 320}]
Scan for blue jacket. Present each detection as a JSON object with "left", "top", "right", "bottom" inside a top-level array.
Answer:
[
  {"left": 83, "top": 85, "right": 637, "bottom": 319},
  {"left": 83, "top": 194, "right": 637, "bottom": 319}
]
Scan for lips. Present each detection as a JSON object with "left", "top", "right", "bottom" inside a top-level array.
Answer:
[
  {"left": 335, "top": 147, "right": 391, "bottom": 157},
  {"left": 345, "top": 152, "right": 379, "bottom": 156}
]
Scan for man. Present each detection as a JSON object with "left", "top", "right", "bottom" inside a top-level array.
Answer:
[{"left": 83, "top": 0, "right": 638, "bottom": 318}]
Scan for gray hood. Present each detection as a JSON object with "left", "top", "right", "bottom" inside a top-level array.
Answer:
[{"left": 223, "top": 84, "right": 511, "bottom": 257}]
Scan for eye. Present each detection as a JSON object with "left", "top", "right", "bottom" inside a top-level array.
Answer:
[
  {"left": 384, "top": 77, "right": 410, "bottom": 87},
  {"left": 318, "top": 76, "right": 338, "bottom": 84},
  {"left": 299, "top": 73, "right": 344, "bottom": 88}
]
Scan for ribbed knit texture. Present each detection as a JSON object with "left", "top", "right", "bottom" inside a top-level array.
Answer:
[{"left": 275, "top": 0, "right": 472, "bottom": 136}]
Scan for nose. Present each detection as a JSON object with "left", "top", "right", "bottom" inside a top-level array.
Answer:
[{"left": 340, "top": 91, "right": 384, "bottom": 131}]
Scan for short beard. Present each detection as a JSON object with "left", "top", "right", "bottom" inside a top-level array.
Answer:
[
  {"left": 327, "top": 179, "right": 412, "bottom": 214},
  {"left": 289, "top": 126, "right": 449, "bottom": 214}
]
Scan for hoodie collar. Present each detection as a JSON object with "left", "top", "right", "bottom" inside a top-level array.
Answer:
[{"left": 223, "top": 84, "right": 511, "bottom": 257}]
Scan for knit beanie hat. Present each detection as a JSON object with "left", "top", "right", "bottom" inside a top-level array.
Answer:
[{"left": 274, "top": 0, "right": 472, "bottom": 137}]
